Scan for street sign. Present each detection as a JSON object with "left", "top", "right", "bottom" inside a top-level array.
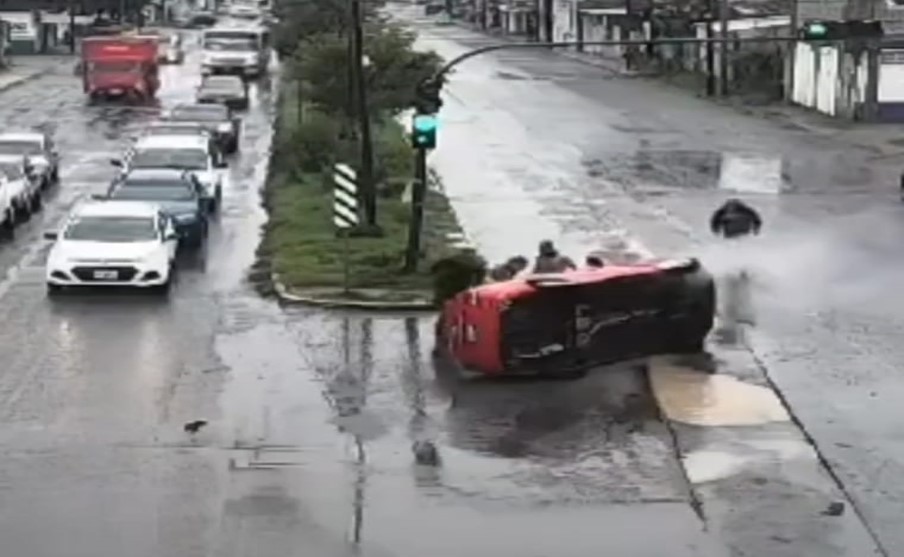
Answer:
[{"left": 333, "top": 163, "right": 359, "bottom": 229}]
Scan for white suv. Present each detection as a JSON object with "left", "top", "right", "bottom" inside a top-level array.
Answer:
[
  {"left": 45, "top": 200, "right": 178, "bottom": 295},
  {"left": 112, "top": 134, "right": 226, "bottom": 213},
  {"left": 0, "top": 155, "right": 42, "bottom": 223}
]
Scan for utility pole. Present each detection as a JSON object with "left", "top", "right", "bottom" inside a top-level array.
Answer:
[
  {"left": 786, "top": 0, "right": 798, "bottom": 101},
  {"left": 404, "top": 147, "right": 428, "bottom": 272},
  {"left": 705, "top": 0, "right": 716, "bottom": 96},
  {"left": 68, "top": 0, "right": 75, "bottom": 54},
  {"left": 718, "top": 0, "right": 729, "bottom": 96},
  {"left": 349, "top": 0, "right": 377, "bottom": 228}
]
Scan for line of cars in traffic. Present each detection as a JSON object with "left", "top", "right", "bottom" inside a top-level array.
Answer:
[{"left": 44, "top": 93, "right": 246, "bottom": 295}]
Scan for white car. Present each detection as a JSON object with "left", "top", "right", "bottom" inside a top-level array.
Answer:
[
  {"left": 0, "top": 131, "right": 60, "bottom": 188},
  {"left": 113, "top": 134, "right": 226, "bottom": 213},
  {"left": 45, "top": 200, "right": 178, "bottom": 294},
  {"left": 0, "top": 156, "right": 42, "bottom": 220}
]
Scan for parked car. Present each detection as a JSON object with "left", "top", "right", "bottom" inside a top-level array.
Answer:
[
  {"left": 162, "top": 103, "right": 241, "bottom": 154},
  {"left": 0, "top": 131, "right": 60, "bottom": 188},
  {"left": 112, "top": 134, "right": 227, "bottom": 213},
  {"left": 196, "top": 75, "right": 249, "bottom": 110},
  {"left": 44, "top": 200, "right": 178, "bottom": 295},
  {"left": 435, "top": 258, "right": 716, "bottom": 378},
  {"left": 0, "top": 156, "right": 42, "bottom": 221},
  {"left": 107, "top": 168, "right": 208, "bottom": 248}
]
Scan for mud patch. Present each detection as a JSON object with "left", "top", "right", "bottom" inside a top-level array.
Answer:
[{"left": 648, "top": 359, "right": 790, "bottom": 427}]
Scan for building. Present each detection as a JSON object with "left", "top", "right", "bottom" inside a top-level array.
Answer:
[{"left": 792, "top": 0, "right": 904, "bottom": 121}]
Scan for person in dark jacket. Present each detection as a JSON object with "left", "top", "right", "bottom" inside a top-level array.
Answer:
[
  {"left": 710, "top": 198, "right": 762, "bottom": 239},
  {"left": 489, "top": 256, "right": 528, "bottom": 281},
  {"left": 532, "top": 240, "right": 577, "bottom": 273}
]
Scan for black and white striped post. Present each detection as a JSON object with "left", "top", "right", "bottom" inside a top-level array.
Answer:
[{"left": 334, "top": 163, "right": 359, "bottom": 293}]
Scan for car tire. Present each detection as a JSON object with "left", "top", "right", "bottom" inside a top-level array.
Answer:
[
  {"left": 1, "top": 209, "right": 14, "bottom": 239},
  {"left": 47, "top": 283, "right": 63, "bottom": 296},
  {"left": 31, "top": 193, "right": 42, "bottom": 213},
  {"left": 15, "top": 201, "right": 29, "bottom": 223}
]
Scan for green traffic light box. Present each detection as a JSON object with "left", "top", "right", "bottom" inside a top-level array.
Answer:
[{"left": 411, "top": 114, "right": 438, "bottom": 150}]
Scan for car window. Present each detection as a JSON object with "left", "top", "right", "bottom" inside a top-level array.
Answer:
[
  {"left": 0, "top": 140, "right": 41, "bottom": 156},
  {"left": 131, "top": 148, "right": 208, "bottom": 171},
  {"left": 112, "top": 185, "right": 196, "bottom": 201},
  {"left": 170, "top": 105, "right": 227, "bottom": 122},
  {"left": 64, "top": 216, "right": 158, "bottom": 242},
  {"left": 0, "top": 162, "right": 24, "bottom": 180}
]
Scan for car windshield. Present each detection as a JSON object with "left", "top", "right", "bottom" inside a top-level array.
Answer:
[
  {"left": 202, "top": 79, "right": 242, "bottom": 93},
  {"left": 63, "top": 216, "right": 157, "bottom": 242},
  {"left": 203, "top": 36, "right": 257, "bottom": 51},
  {"left": 0, "top": 140, "right": 40, "bottom": 156},
  {"left": 0, "top": 163, "right": 24, "bottom": 180},
  {"left": 131, "top": 148, "right": 208, "bottom": 170},
  {"left": 113, "top": 185, "right": 195, "bottom": 201},
  {"left": 148, "top": 126, "right": 204, "bottom": 136},
  {"left": 170, "top": 106, "right": 227, "bottom": 122}
]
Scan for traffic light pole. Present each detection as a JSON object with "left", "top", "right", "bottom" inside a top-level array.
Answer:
[{"left": 403, "top": 147, "right": 428, "bottom": 273}]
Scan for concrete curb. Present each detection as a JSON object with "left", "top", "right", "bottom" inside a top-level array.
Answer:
[
  {"left": 271, "top": 275, "right": 436, "bottom": 312},
  {"left": 0, "top": 69, "right": 48, "bottom": 94}
]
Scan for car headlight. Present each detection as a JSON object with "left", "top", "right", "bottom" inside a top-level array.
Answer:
[{"left": 217, "top": 123, "right": 231, "bottom": 133}]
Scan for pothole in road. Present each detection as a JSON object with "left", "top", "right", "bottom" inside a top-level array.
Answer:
[{"left": 648, "top": 358, "right": 790, "bottom": 427}]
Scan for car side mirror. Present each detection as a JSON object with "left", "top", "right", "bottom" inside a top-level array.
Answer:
[
  {"left": 43, "top": 231, "right": 58, "bottom": 241},
  {"left": 110, "top": 158, "right": 123, "bottom": 167}
]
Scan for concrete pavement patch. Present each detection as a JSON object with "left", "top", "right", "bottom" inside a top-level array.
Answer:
[{"left": 271, "top": 274, "right": 435, "bottom": 311}]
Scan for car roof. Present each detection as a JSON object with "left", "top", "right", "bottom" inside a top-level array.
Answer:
[
  {"left": 0, "top": 132, "right": 43, "bottom": 143},
  {"left": 123, "top": 168, "right": 192, "bottom": 181},
  {"left": 74, "top": 200, "right": 160, "bottom": 219},
  {"left": 135, "top": 135, "right": 208, "bottom": 149}
]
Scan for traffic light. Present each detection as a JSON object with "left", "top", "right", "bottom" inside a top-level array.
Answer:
[
  {"left": 411, "top": 114, "right": 438, "bottom": 150},
  {"left": 414, "top": 78, "right": 443, "bottom": 115},
  {"left": 800, "top": 21, "right": 829, "bottom": 41},
  {"left": 799, "top": 20, "right": 883, "bottom": 42}
]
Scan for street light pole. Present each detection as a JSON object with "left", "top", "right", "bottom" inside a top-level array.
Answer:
[{"left": 349, "top": 0, "right": 377, "bottom": 228}]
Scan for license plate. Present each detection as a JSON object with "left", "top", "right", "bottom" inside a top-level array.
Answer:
[
  {"left": 93, "top": 270, "right": 118, "bottom": 280},
  {"left": 109, "top": 88, "right": 122, "bottom": 95}
]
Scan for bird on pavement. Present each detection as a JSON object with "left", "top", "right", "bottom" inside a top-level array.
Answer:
[{"left": 184, "top": 420, "right": 208, "bottom": 434}]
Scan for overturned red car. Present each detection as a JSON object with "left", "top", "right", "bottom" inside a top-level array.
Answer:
[{"left": 435, "top": 258, "right": 716, "bottom": 378}]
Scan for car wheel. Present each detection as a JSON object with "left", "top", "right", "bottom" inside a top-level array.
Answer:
[
  {"left": 155, "top": 265, "right": 174, "bottom": 295},
  {"left": 16, "top": 201, "right": 30, "bottom": 223},
  {"left": 31, "top": 193, "right": 42, "bottom": 213},
  {"left": 1, "top": 209, "right": 14, "bottom": 239},
  {"left": 47, "top": 283, "right": 63, "bottom": 296}
]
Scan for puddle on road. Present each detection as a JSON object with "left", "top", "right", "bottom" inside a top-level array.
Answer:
[{"left": 648, "top": 360, "right": 790, "bottom": 427}]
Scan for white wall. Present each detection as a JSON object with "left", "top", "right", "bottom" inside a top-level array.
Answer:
[
  {"left": 793, "top": 42, "right": 839, "bottom": 116},
  {"left": 552, "top": 0, "right": 576, "bottom": 43},
  {"left": 879, "top": 50, "right": 904, "bottom": 102}
]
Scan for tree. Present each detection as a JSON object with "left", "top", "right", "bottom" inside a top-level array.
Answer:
[
  {"left": 272, "top": 0, "right": 384, "bottom": 58},
  {"left": 292, "top": 22, "right": 444, "bottom": 119}
]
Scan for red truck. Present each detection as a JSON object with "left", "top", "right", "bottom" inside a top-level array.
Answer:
[{"left": 80, "top": 36, "right": 160, "bottom": 101}]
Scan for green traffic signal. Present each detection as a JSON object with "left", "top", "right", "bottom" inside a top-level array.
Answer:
[
  {"left": 411, "top": 114, "right": 437, "bottom": 150},
  {"left": 804, "top": 22, "right": 827, "bottom": 38}
]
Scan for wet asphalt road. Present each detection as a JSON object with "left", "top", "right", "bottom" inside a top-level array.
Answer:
[
  {"left": 399, "top": 7, "right": 904, "bottom": 556},
  {"left": 0, "top": 29, "right": 726, "bottom": 557}
]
